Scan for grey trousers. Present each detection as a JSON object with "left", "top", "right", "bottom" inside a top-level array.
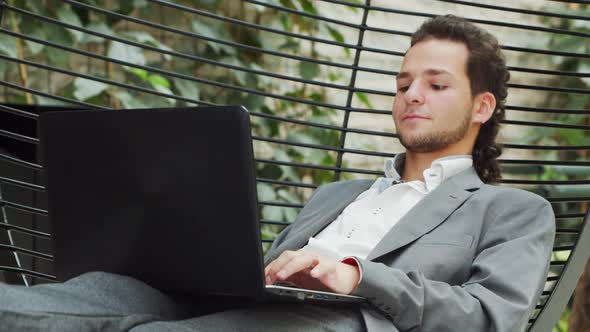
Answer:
[{"left": 0, "top": 272, "right": 365, "bottom": 332}]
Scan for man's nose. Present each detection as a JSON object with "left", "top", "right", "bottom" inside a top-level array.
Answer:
[{"left": 404, "top": 82, "right": 424, "bottom": 104}]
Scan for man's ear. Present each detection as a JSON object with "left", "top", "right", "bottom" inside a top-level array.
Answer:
[{"left": 472, "top": 92, "right": 496, "bottom": 124}]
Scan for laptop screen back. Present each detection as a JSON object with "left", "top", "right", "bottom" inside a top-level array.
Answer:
[{"left": 39, "top": 106, "right": 265, "bottom": 299}]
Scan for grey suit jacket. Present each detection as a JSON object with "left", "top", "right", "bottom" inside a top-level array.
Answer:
[{"left": 264, "top": 167, "right": 555, "bottom": 332}]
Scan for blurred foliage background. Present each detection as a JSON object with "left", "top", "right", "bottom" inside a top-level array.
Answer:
[{"left": 0, "top": 0, "right": 368, "bottom": 247}]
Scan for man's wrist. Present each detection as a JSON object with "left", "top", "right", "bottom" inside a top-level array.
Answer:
[{"left": 341, "top": 256, "right": 363, "bottom": 293}]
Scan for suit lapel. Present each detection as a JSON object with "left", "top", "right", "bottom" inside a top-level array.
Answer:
[
  {"left": 366, "top": 167, "right": 483, "bottom": 261},
  {"left": 271, "top": 180, "right": 373, "bottom": 256}
]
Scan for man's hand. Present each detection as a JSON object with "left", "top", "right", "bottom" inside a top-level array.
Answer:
[{"left": 264, "top": 250, "right": 360, "bottom": 295}]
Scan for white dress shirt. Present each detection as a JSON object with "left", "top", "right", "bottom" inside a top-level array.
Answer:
[{"left": 301, "top": 154, "right": 473, "bottom": 260}]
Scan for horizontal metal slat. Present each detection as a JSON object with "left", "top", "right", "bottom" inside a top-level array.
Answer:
[
  {"left": 0, "top": 222, "right": 51, "bottom": 239},
  {"left": 0, "top": 265, "right": 56, "bottom": 281},
  {"left": 0, "top": 176, "right": 45, "bottom": 192},
  {"left": 0, "top": 244, "right": 53, "bottom": 260},
  {"left": 0, "top": 198, "right": 48, "bottom": 216},
  {"left": 436, "top": 0, "right": 590, "bottom": 21},
  {"left": 0, "top": 152, "right": 43, "bottom": 170}
]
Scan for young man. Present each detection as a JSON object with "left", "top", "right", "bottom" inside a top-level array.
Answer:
[
  {"left": 0, "top": 15, "right": 554, "bottom": 332},
  {"left": 262, "top": 15, "right": 554, "bottom": 331}
]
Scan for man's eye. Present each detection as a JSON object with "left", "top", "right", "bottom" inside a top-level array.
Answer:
[
  {"left": 398, "top": 86, "right": 409, "bottom": 92},
  {"left": 431, "top": 84, "right": 446, "bottom": 91}
]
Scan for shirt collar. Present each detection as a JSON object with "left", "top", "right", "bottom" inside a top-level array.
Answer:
[{"left": 379, "top": 153, "right": 473, "bottom": 192}]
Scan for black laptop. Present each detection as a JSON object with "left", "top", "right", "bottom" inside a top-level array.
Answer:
[{"left": 38, "top": 106, "right": 364, "bottom": 304}]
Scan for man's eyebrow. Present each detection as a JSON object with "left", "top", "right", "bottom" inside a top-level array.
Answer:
[
  {"left": 396, "top": 72, "right": 411, "bottom": 80},
  {"left": 396, "top": 69, "right": 453, "bottom": 80}
]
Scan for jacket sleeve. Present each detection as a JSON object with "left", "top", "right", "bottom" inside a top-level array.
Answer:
[{"left": 352, "top": 193, "right": 556, "bottom": 332}]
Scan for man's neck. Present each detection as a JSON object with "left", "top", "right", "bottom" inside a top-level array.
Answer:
[{"left": 401, "top": 148, "right": 471, "bottom": 182}]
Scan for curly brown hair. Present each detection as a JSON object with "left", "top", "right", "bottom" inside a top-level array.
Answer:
[{"left": 410, "top": 15, "right": 509, "bottom": 184}]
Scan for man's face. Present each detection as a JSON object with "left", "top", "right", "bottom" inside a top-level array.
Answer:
[{"left": 393, "top": 38, "right": 476, "bottom": 153}]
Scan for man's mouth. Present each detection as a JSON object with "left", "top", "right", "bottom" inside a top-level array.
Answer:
[{"left": 402, "top": 114, "right": 429, "bottom": 121}]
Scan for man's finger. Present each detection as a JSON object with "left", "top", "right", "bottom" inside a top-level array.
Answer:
[
  {"left": 265, "top": 251, "right": 305, "bottom": 284},
  {"left": 274, "top": 253, "right": 319, "bottom": 282},
  {"left": 310, "top": 262, "right": 336, "bottom": 288}
]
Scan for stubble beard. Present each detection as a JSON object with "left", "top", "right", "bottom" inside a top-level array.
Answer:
[{"left": 398, "top": 108, "right": 473, "bottom": 153}]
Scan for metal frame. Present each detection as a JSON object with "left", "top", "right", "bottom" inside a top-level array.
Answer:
[{"left": 531, "top": 210, "right": 589, "bottom": 332}]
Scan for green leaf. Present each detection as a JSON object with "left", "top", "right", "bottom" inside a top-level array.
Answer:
[
  {"left": 81, "top": 22, "right": 113, "bottom": 44},
  {"left": 112, "top": 90, "right": 148, "bottom": 109},
  {"left": 326, "top": 25, "right": 350, "bottom": 56},
  {"left": 299, "top": 61, "right": 320, "bottom": 80},
  {"left": 121, "top": 31, "right": 156, "bottom": 44},
  {"left": 566, "top": 94, "right": 589, "bottom": 109},
  {"left": 108, "top": 40, "right": 146, "bottom": 68},
  {"left": 147, "top": 75, "right": 171, "bottom": 89},
  {"left": 579, "top": 62, "right": 590, "bottom": 87},
  {"left": 257, "top": 183, "right": 277, "bottom": 201},
  {"left": 550, "top": 35, "right": 586, "bottom": 54},
  {"left": 128, "top": 68, "right": 149, "bottom": 81},
  {"left": 258, "top": 163, "right": 283, "bottom": 179},
  {"left": 274, "top": 149, "right": 301, "bottom": 181},
  {"left": 0, "top": 60, "right": 6, "bottom": 81},
  {"left": 221, "top": 56, "right": 248, "bottom": 85},
  {"left": 57, "top": 6, "right": 84, "bottom": 43},
  {"left": 34, "top": 95, "right": 70, "bottom": 106},
  {"left": 20, "top": 20, "right": 46, "bottom": 55},
  {"left": 147, "top": 74, "right": 175, "bottom": 104},
  {"left": 277, "top": 189, "right": 300, "bottom": 204},
  {"left": 46, "top": 48, "right": 71, "bottom": 67},
  {"left": 173, "top": 77, "right": 201, "bottom": 101},
  {"left": 355, "top": 91, "right": 373, "bottom": 109},
  {"left": 344, "top": 0, "right": 363, "bottom": 11},
  {"left": 243, "top": 93, "right": 265, "bottom": 112},
  {"left": 0, "top": 35, "right": 17, "bottom": 58},
  {"left": 152, "top": 83, "right": 175, "bottom": 104},
  {"left": 26, "top": 1, "right": 47, "bottom": 14},
  {"left": 260, "top": 228, "right": 278, "bottom": 240},
  {"left": 262, "top": 205, "right": 283, "bottom": 221},
  {"left": 24, "top": 28, "right": 46, "bottom": 55},
  {"left": 42, "top": 21, "right": 74, "bottom": 66},
  {"left": 251, "top": 63, "right": 272, "bottom": 86},
  {"left": 280, "top": 12, "right": 291, "bottom": 31},
  {"left": 278, "top": 39, "right": 301, "bottom": 52},
  {"left": 121, "top": 31, "right": 173, "bottom": 60},
  {"left": 326, "top": 25, "right": 344, "bottom": 43},
  {"left": 133, "top": 0, "right": 148, "bottom": 8},
  {"left": 328, "top": 71, "right": 343, "bottom": 82},
  {"left": 557, "top": 128, "right": 585, "bottom": 145},
  {"left": 252, "top": 0, "right": 282, "bottom": 12},
  {"left": 73, "top": 77, "right": 108, "bottom": 101},
  {"left": 116, "top": 0, "right": 143, "bottom": 15},
  {"left": 299, "top": 0, "right": 318, "bottom": 14},
  {"left": 192, "top": 20, "right": 234, "bottom": 55}
]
